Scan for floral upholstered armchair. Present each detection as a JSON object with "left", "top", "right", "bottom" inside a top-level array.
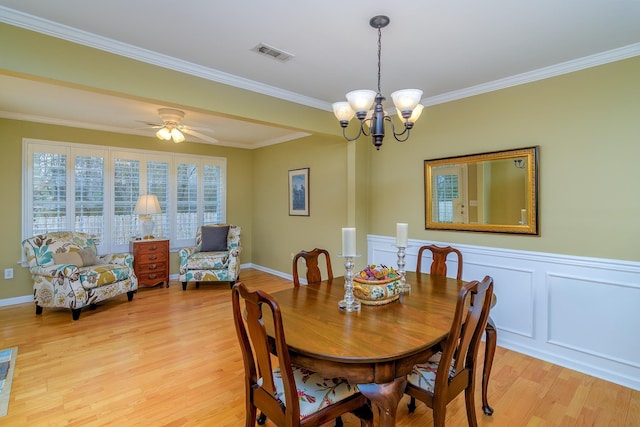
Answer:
[
  {"left": 178, "top": 224, "right": 242, "bottom": 290},
  {"left": 22, "top": 232, "right": 138, "bottom": 320}
]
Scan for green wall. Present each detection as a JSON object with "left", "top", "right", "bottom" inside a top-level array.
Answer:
[
  {"left": 367, "top": 57, "right": 640, "bottom": 261},
  {"left": 0, "top": 119, "right": 254, "bottom": 299}
]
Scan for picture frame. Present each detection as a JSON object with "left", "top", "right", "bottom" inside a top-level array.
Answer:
[{"left": 288, "top": 168, "right": 309, "bottom": 216}]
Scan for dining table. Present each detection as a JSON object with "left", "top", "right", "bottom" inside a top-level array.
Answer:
[{"left": 267, "top": 271, "right": 468, "bottom": 427}]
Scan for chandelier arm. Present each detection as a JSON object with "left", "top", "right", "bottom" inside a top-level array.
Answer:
[
  {"left": 341, "top": 122, "right": 365, "bottom": 142},
  {"left": 384, "top": 116, "right": 412, "bottom": 142}
]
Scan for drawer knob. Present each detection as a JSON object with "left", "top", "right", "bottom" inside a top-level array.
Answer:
[
  {"left": 149, "top": 255, "right": 157, "bottom": 260},
  {"left": 149, "top": 264, "right": 157, "bottom": 270}
]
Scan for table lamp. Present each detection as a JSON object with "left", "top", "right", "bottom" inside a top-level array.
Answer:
[{"left": 134, "top": 194, "right": 161, "bottom": 239}]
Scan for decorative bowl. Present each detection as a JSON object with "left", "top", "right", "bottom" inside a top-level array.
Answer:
[{"left": 352, "top": 275, "right": 402, "bottom": 305}]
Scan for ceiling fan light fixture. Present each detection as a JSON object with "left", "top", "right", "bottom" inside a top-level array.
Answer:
[
  {"left": 171, "top": 128, "right": 185, "bottom": 143},
  {"left": 156, "top": 127, "right": 172, "bottom": 140}
]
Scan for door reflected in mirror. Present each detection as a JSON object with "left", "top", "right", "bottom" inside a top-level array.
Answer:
[{"left": 425, "top": 146, "right": 539, "bottom": 235}]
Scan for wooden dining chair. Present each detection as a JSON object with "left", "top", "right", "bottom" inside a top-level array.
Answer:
[
  {"left": 231, "top": 282, "right": 373, "bottom": 427},
  {"left": 292, "top": 248, "right": 333, "bottom": 287},
  {"left": 416, "top": 244, "right": 463, "bottom": 279},
  {"left": 405, "top": 275, "right": 494, "bottom": 427},
  {"left": 416, "top": 244, "right": 497, "bottom": 415}
]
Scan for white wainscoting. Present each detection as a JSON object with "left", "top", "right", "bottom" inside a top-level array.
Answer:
[{"left": 367, "top": 234, "right": 640, "bottom": 391}]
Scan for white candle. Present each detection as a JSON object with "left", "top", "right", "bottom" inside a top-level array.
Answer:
[
  {"left": 396, "top": 223, "right": 408, "bottom": 247},
  {"left": 520, "top": 209, "right": 527, "bottom": 224},
  {"left": 342, "top": 227, "right": 356, "bottom": 256}
]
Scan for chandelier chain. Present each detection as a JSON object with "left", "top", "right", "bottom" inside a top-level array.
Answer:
[{"left": 377, "top": 26, "right": 382, "bottom": 95}]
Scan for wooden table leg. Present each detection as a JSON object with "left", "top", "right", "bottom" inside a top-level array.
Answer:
[
  {"left": 482, "top": 316, "right": 497, "bottom": 415},
  {"left": 358, "top": 377, "right": 407, "bottom": 427}
]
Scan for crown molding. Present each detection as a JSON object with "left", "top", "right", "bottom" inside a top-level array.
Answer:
[
  {"left": 0, "top": 6, "right": 331, "bottom": 111},
  {"left": 423, "top": 43, "right": 640, "bottom": 107},
  {"left": 2, "top": 6, "right": 639, "bottom": 111}
]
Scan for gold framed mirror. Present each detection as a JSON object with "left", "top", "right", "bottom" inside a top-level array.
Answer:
[{"left": 424, "top": 146, "right": 539, "bottom": 235}]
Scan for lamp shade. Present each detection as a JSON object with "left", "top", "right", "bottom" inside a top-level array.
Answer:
[
  {"left": 332, "top": 102, "right": 356, "bottom": 122},
  {"left": 390, "top": 89, "right": 423, "bottom": 113},
  {"left": 156, "top": 127, "right": 172, "bottom": 140},
  {"left": 170, "top": 128, "right": 185, "bottom": 143},
  {"left": 134, "top": 194, "right": 161, "bottom": 215},
  {"left": 407, "top": 104, "right": 424, "bottom": 124},
  {"left": 346, "top": 90, "right": 377, "bottom": 114}
]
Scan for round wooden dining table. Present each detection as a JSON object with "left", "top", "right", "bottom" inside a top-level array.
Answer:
[{"left": 268, "top": 271, "right": 464, "bottom": 427}]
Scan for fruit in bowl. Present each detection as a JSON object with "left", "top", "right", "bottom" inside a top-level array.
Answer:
[{"left": 352, "top": 264, "right": 402, "bottom": 305}]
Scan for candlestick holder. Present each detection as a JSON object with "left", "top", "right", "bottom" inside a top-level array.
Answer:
[
  {"left": 395, "top": 245, "right": 410, "bottom": 292},
  {"left": 338, "top": 253, "right": 361, "bottom": 312}
]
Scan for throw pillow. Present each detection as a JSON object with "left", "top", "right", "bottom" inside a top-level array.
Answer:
[
  {"left": 200, "top": 225, "right": 229, "bottom": 252},
  {"left": 53, "top": 248, "right": 98, "bottom": 267}
]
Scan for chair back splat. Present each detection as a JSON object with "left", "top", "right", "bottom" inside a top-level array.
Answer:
[
  {"left": 416, "top": 244, "right": 463, "bottom": 279},
  {"left": 405, "top": 276, "right": 494, "bottom": 427},
  {"left": 232, "top": 282, "right": 372, "bottom": 426},
  {"left": 292, "top": 248, "right": 333, "bottom": 287}
]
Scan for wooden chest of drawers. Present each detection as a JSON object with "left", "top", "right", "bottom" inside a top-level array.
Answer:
[{"left": 131, "top": 239, "right": 170, "bottom": 288}]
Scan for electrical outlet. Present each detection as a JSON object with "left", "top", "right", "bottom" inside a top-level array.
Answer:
[{"left": 4, "top": 268, "right": 14, "bottom": 279}]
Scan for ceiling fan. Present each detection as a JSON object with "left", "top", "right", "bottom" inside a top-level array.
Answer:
[{"left": 141, "top": 108, "right": 219, "bottom": 144}]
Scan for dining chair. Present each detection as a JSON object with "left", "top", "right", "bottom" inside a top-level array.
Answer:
[
  {"left": 416, "top": 244, "right": 497, "bottom": 415},
  {"left": 405, "top": 275, "right": 494, "bottom": 427},
  {"left": 292, "top": 248, "right": 333, "bottom": 287},
  {"left": 416, "top": 244, "right": 463, "bottom": 279},
  {"left": 231, "top": 282, "right": 373, "bottom": 427}
]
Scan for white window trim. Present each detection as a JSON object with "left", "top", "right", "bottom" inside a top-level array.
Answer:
[{"left": 22, "top": 138, "right": 227, "bottom": 254}]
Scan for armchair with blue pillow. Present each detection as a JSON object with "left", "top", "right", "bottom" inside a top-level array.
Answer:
[{"left": 178, "top": 224, "right": 242, "bottom": 290}]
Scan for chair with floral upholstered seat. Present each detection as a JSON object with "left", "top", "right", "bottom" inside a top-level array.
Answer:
[
  {"left": 22, "top": 231, "right": 138, "bottom": 320},
  {"left": 405, "top": 275, "right": 494, "bottom": 426},
  {"left": 178, "top": 224, "right": 242, "bottom": 290},
  {"left": 232, "top": 282, "right": 373, "bottom": 427},
  {"left": 416, "top": 243, "right": 498, "bottom": 415}
]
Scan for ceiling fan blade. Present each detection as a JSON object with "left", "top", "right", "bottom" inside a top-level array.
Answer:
[
  {"left": 182, "top": 128, "right": 219, "bottom": 144},
  {"left": 135, "top": 120, "right": 163, "bottom": 128}
]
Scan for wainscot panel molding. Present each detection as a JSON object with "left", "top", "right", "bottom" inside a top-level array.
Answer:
[{"left": 367, "top": 234, "right": 640, "bottom": 391}]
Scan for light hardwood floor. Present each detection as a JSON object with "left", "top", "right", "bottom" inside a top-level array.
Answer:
[{"left": 0, "top": 268, "right": 638, "bottom": 426}]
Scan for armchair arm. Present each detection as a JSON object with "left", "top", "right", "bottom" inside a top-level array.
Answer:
[
  {"left": 29, "top": 264, "right": 78, "bottom": 279},
  {"left": 98, "top": 253, "right": 134, "bottom": 268},
  {"left": 178, "top": 246, "right": 199, "bottom": 265}
]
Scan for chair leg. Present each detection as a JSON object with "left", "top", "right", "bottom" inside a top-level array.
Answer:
[
  {"left": 407, "top": 396, "right": 417, "bottom": 413},
  {"left": 127, "top": 290, "right": 135, "bottom": 301},
  {"left": 35, "top": 304, "right": 43, "bottom": 315},
  {"left": 334, "top": 416, "right": 343, "bottom": 427},
  {"left": 482, "top": 316, "right": 497, "bottom": 415},
  {"left": 182, "top": 282, "right": 187, "bottom": 291},
  {"left": 71, "top": 308, "right": 82, "bottom": 320},
  {"left": 465, "top": 382, "right": 479, "bottom": 427}
]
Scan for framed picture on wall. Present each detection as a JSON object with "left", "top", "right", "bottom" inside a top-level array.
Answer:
[{"left": 288, "top": 168, "right": 309, "bottom": 216}]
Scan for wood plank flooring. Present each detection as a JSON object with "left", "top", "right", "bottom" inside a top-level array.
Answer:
[{"left": 0, "top": 268, "right": 638, "bottom": 426}]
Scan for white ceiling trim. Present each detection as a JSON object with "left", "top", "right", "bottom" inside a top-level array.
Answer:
[
  {"left": 424, "top": 42, "right": 640, "bottom": 107},
  {"left": 2, "top": 6, "right": 639, "bottom": 113},
  {"left": 0, "top": 6, "right": 330, "bottom": 111}
]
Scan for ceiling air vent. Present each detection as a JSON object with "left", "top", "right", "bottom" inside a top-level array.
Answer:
[{"left": 252, "top": 43, "right": 294, "bottom": 62}]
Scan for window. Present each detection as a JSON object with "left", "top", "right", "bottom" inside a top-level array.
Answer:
[{"left": 23, "top": 139, "right": 226, "bottom": 253}]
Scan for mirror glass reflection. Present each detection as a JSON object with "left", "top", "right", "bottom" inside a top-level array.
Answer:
[{"left": 425, "top": 146, "right": 539, "bottom": 235}]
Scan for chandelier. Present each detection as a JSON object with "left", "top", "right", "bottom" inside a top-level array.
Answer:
[{"left": 332, "top": 15, "right": 423, "bottom": 150}]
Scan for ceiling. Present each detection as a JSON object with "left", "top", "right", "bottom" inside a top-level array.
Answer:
[{"left": 1, "top": 1, "right": 639, "bottom": 148}]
